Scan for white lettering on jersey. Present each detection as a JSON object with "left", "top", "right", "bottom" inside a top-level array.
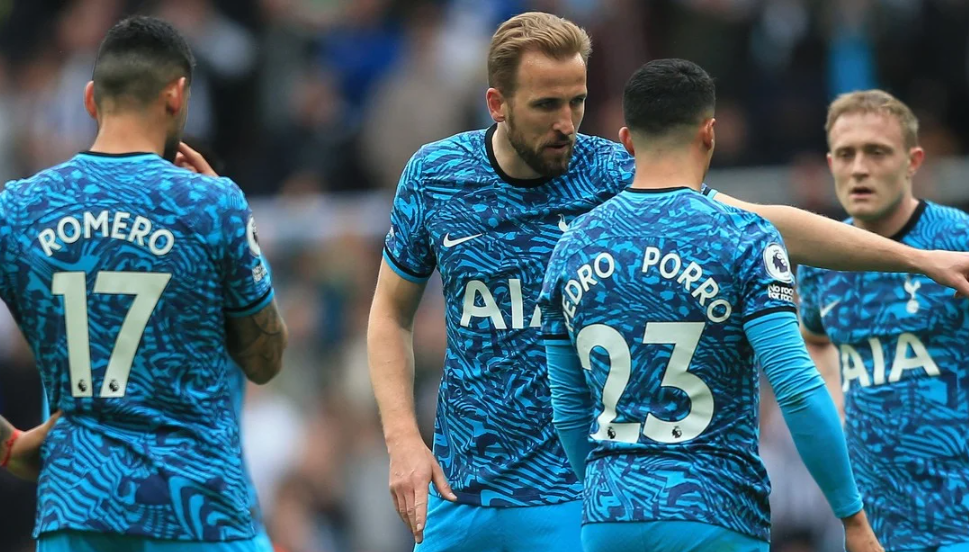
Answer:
[
  {"left": 38, "top": 211, "right": 175, "bottom": 257},
  {"left": 841, "top": 333, "right": 941, "bottom": 391},
  {"left": 642, "top": 247, "right": 733, "bottom": 323},
  {"left": 460, "top": 278, "right": 542, "bottom": 330},
  {"left": 560, "top": 253, "right": 617, "bottom": 327}
]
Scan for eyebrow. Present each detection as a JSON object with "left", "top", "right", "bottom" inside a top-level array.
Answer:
[{"left": 530, "top": 94, "right": 587, "bottom": 104}]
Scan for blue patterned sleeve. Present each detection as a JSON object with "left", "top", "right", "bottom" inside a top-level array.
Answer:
[
  {"left": 219, "top": 179, "right": 275, "bottom": 317},
  {"left": 539, "top": 244, "right": 570, "bottom": 340},
  {"left": 738, "top": 219, "right": 798, "bottom": 322},
  {"left": 936, "top": 209, "right": 969, "bottom": 253},
  {"left": 0, "top": 186, "right": 17, "bottom": 310},
  {"left": 795, "top": 265, "right": 825, "bottom": 335},
  {"left": 383, "top": 149, "right": 435, "bottom": 282}
]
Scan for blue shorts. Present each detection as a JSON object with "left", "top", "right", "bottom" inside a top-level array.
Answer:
[
  {"left": 414, "top": 494, "right": 582, "bottom": 552},
  {"left": 905, "top": 542, "right": 969, "bottom": 552},
  {"left": 582, "top": 520, "right": 768, "bottom": 552},
  {"left": 37, "top": 530, "right": 270, "bottom": 552}
]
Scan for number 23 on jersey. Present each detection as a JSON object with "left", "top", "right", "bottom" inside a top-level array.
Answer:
[{"left": 577, "top": 321, "right": 713, "bottom": 444}]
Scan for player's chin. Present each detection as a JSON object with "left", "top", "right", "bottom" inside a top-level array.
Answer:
[
  {"left": 845, "top": 202, "right": 883, "bottom": 221},
  {"left": 542, "top": 149, "right": 573, "bottom": 174}
]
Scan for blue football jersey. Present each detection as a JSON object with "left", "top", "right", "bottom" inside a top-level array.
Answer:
[
  {"left": 0, "top": 152, "right": 274, "bottom": 541},
  {"left": 539, "top": 187, "right": 798, "bottom": 542},
  {"left": 227, "top": 363, "right": 267, "bottom": 537},
  {"left": 383, "top": 125, "right": 635, "bottom": 506},
  {"left": 798, "top": 201, "right": 969, "bottom": 550}
]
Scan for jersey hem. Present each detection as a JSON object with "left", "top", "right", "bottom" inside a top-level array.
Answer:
[
  {"left": 33, "top": 527, "right": 258, "bottom": 542},
  {"left": 383, "top": 247, "right": 433, "bottom": 282}
]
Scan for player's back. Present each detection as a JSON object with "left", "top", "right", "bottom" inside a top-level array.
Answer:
[
  {"left": 542, "top": 187, "right": 798, "bottom": 542},
  {"left": 0, "top": 152, "right": 269, "bottom": 541}
]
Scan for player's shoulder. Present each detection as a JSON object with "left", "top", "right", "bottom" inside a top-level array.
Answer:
[
  {"left": 909, "top": 200, "right": 969, "bottom": 252},
  {"left": 921, "top": 200, "right": 969, "bottom": 227},
  {"left": 569, "top": 133, "right": 627, "bottom": 169},
  {"left": 707, "top": 197, "right": 783, "bottom": 241},
  {"left": 2, "top": 156, "right": 82, "bottom": 199},
  {"left": 412, "top": 128, "right": 489, "bottom": 179},
  {"left": 152, "top": 162, "right": 247, "bottom": 205},
  {"left": 575, "top": 132, "right": 625, "bottom": 155}
]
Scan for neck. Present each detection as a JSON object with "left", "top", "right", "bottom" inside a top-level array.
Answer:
[
  {"left": 629, "top": 145, "right": 706, "bottom": 192},
  {"left": 492, "top": 122, "right": 542, "bottom": 180},
  {"left": 89, "top": 111, "right": 167, "bottom": 157},
  {"left": 853, "top": 195, "right": 920, "bottom": 238}
]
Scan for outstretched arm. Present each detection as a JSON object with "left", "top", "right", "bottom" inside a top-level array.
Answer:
[{"left": 716, "top": 194, "right": 969, "bottom": 296}]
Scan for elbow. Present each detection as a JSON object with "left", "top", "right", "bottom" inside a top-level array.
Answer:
[
  {"left": 241, "top": 323, "right": 289, "bottom": 385},
  {"left": 245, "top": 365, "right": 280, "bottom": 385}
]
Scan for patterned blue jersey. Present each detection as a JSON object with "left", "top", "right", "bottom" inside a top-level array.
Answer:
[
  {"left": 0, "top": 152, "right": 275, "bottom": 541},
  {"left": 539, "top": 187, "right": 799, "bottom": 542},
  {"left": 227, "top": 363, "right": 267, "bottom": 537},
  {"left": 383, "top": 126, "right": 634, "bottom": 506},
  {"left": 798, "top": 201, "right": 969, "bottom": 550}
]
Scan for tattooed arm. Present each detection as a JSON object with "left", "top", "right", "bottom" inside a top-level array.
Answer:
[{"left": 225, "top": 297, "right": 288, "bottom": 384}]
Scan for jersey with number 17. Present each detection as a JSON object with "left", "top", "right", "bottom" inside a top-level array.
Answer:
[
  {"left": 539, "top": 187, "right": 798, "bottom": 542},
  {"left": 0, "top": 152, "right": 275, "bottom": 542}
]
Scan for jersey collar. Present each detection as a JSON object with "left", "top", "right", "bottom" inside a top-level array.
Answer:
[
  {"left": 78, "top": 151, "right": 160, "bottom": 159},
  {"left": 889, "top": 199, "right": 927, "bottom": 242}
]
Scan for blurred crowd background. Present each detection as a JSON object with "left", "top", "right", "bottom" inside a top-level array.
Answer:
[{"left": 1, "top": 0, "right": 969, "bottom": 551}]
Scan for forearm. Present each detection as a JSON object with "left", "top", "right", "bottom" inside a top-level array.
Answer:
[
  {"left": 0, "top": 415, "right": 16, "bottom": 462},
  {"left": 780, "top": 386, "right": 862, "bottom": 518},
  {"left": 368, "top": 315, "right": 422, "bottom": 446},
  {"left": 718, "top": 198, "right": 922, "bottom": 272},
  {"left": 546, "top": 340, "right": 594, "bottom": 480},
  {"left": 748, "top": 313, "right": 862, "bottom": 518},
  {"left": 804, "top": 337, "right": 844, "bottom": 417}
]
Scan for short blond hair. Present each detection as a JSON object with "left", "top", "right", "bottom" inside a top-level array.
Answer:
[
  {"left": 487, "top": 12, "right": 592, "bottom": 95},
  {"left": 825, "top": 89, "right": 919, "bottom": 149}
]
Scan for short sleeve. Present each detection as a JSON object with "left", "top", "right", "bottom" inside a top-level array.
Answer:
[
  {"left": 383, "top": 149, "right": 435, "bottom": 282},
  {"left": 539, "top": 243, "right": 570, "bottom": 340},
  {"left": 796, "top": 265, "right": 826, "bottom": 336},
  {"left": 738, "top": 220, "right": 798, "bottom": 323},
  {"left": 936, "top": 211, "right": 969, "bottom": 253},
  {"left": 220, "top": 180, "right": 275, "bottom": 317}
]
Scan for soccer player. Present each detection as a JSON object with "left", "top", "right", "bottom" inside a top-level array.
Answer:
[
  {"left": 539, "top": 57, "right": 882, "bottom": 552},
  {"left": 176, "top": 141, "right": 277, "bottom": 552},
  {"left": 798, "top": 90, "right": 969, "bottom": 551},
  {"left": 368, "top": 11, "right": 969, "bottom": 551},
  {"left": 0, "top": 16, "right": 287, "bottom": 552}
]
